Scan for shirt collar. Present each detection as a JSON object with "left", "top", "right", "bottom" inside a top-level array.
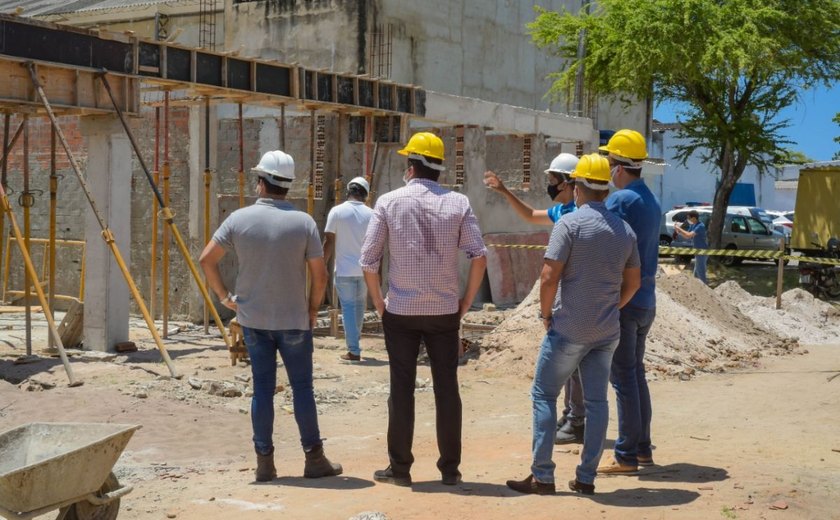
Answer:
[
  {"left": 407, "top": 178, "right": 439, "bottom": 187},
  {"left": 256, "top": 198, "right": 294, "bottom": 209}
]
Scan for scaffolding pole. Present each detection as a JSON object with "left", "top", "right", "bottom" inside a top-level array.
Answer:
[
  {"left": 27, "top": 62, "right": 179, "bottom": 378},
  {"left": 162, "top": 91, "right": 171, "bottom": 339},
  {"left": 22, "top": 114, "right": 31, "bottom": 356},
  {"left": 238, "top": 102, "right": 245, "bottom": 207},
  {"left": 307, "top": 109, "right": 315, "bottom": 216},
  {"left": 97, "top": 72, "right": 232, "bottom": 350},
  {"left": 0, "top": 180, "right": 80, "bottom": 386},
  {"left": 203, "top": 96, "right": 211, "bottom": 335},
  {"left": 150, "top": 107, "right": 160, "bottom": 321},
  {"left": 48, "top": 124, "right": 57, "bottom": 349},
  {"left": 0, "top": 114, "right": 8, "bottom": 291}
]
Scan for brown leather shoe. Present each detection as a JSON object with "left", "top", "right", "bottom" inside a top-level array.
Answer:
[
  {"left": 597, "top": 458, "right": 638, "bottom": 475},
  {"left": 506, "top": 475, "right": 555, "bottom": 495},
  {"left": 568, "top": 479, "right": 595, "bottom": 495},
  {"left": 340, "top": 352, "right": 361, "bottom": 361}
]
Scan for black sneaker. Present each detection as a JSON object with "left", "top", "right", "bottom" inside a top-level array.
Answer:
[
  {"left": 568, "top": 479, "right": 595, "bottom": 495},
  {"left": 441, "top": 473, "right": 462, "bottom": 486},
  {"left": 373, "top": 466, "right": 412, "bottom": 487},
  {"left": 554, "top": 420, "right": 584, "bottom": 445}
]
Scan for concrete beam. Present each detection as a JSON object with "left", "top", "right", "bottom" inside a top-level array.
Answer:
[
  {"left": 81, "top": 115, "right": 132, "bottom": 352},
  {"left": 421, "top": 90, "right": 598, "bottom": 143}
]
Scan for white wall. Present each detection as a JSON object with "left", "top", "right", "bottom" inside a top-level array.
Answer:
[{"left": 651, "top": 127, "right": 778, "bottom": 212}]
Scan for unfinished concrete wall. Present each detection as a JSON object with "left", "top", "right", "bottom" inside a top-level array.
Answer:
[
  {"left": 226, "top": 0, "right": 365, "bottom": 73},
  {"left": 379, "top": 0, "right": 582, "bottom": 112}
]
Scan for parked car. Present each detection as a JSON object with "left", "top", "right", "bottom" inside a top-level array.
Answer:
[
  {"left": 766, "top": 210, "right": 794, "bottom": 239},
  {"left": 662, "top": 207, "right": 787, "bottom": 266}
]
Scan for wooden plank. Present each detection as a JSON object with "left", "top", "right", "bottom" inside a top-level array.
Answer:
[{"left": 57, "top": 298, "right": 83, "bottom": 349}]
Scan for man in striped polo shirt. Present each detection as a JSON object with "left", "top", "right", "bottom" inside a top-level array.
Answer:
[{"left": 507, "top": 153, "right": 641, "bottom": 496}]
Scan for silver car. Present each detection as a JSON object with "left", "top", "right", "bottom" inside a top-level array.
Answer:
[{"left": 663, "top": 208, "right": 787, "bottom": 266}]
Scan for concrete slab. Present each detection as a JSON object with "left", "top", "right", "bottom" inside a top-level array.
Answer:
[{"left": 484, "top": 231, "right": 549, "bottom": 305}]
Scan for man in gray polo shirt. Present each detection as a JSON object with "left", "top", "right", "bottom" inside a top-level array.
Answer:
[
  {"left": 200, "top": 150, "right": 342, "bottom": 483},
  {"left": 507, "top": 153, "right": 640, "bottom": 496}
]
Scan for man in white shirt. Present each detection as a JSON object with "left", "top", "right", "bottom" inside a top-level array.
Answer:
[{"left": 324, "top": 177, "right": 374, "bottom": 361}]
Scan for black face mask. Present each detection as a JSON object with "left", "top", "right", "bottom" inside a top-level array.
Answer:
[{"left": 547, "top": 183, "right": 561, "bottom": 200}]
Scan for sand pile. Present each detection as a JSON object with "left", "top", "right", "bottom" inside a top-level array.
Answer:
[
  {"left": 477, "top": 272, "right": 806, "bottom": 380},
  {"left": 714, "top": 282, "right": 840, "bottom": 344}
]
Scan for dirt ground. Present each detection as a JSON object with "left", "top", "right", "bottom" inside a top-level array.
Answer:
[{"left": 1, "top": 276, "right": 839, "bottom": 519}]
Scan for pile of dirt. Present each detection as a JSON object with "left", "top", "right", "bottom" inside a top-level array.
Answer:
[
  {"left": 714, "top": 282, "right": 840, "bottom": 344},
  {"left": 476, "top": 272, "right": 806, "bottom": 380}
]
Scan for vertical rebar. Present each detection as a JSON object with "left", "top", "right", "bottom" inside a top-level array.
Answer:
[{"left": 308, "top": 109, "right": 315, "bottom": 216}]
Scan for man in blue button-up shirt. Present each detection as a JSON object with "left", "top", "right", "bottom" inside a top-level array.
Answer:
[{"left": 596, "top": 130, "right": 662, "bottom": 475}]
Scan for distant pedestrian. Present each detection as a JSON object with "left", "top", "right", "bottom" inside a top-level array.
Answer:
[
  {"left": 199, "top": 150, "right": 342, "bottom": 482},
  {"left": 596, "top": 129, "right": 661, "bottom": 475},
  {"left": 506, "top": 153, "right": 641, "bottom": 496},
  {"left": 674, "top": 210, "right": 708, "bottom": 284},
  {"left": 483, "top": 153, "right": 587, "bottom": 445},
  {"left": 360, "top": 132, "right": 487, "bottom": 487},
  {"left": 324, "top": 176, "right": 374, "bottom": 361}
]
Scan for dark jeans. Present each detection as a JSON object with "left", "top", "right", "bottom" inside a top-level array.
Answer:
[
  {"left": 382, "top": 310, "right": 462, "bottom": 477},
  {"left": 242, "top": 327, "right": 321, "bottom": 455},
  {"left": 562, "top": 370, "right": 585, "bottom": 423},
  {"left": 610, "top": 304, "right": 656, "bottom": 465}
]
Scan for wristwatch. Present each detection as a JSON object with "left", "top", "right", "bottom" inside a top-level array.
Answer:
[
  {"left": 538, "top": 312, "right": 551, "bottom": 321},
  {"left": 221, "top": 292, "right": 237, "bottom": 304}
]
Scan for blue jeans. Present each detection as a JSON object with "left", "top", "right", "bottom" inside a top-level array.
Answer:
[
  {"left": 694, "top": 255, "right": 708, "bottom": 284},
  {"left": 242, "top": 327, "right": 321, "bottom": 455},
  {"left": 335, "top": 276, "right": 367, "bottom": 355},
  {"left": 610, "top": 304, "right": 656, "bottom": 465},
  {"left": 531, "top": 329, "right": 619, "bottom": 485}
]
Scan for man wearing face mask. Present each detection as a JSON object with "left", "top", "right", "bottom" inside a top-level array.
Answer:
[
  {"left": 596, "top": 129, "right": 662, "bottom": 475},
  {"left": 360, "top": 131, "right": 487, "bottom": 487},
  {"left": 483, "top": 153, "right": 588, "bottom": 445}
]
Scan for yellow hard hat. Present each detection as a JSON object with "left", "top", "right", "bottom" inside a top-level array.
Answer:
[
  {"left": 570, "top": 153, "right": 611, "bottom": 185},
  {"left": 598, "top": 129, "right": 648, "bottom": 161},
  {"left": 398, "top": 132, "right": 445, "bottom": 161}
]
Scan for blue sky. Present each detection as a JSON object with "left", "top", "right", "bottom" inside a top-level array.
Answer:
[{"left": 654, "top": 83, "right": 839, "bottom": 162}]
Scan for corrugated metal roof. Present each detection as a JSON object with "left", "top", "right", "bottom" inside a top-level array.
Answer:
[{"left": 0, "top": 0, "right": 193, "bottom": 17}]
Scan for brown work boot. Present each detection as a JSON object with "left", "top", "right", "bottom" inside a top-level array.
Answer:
[
  {"left": 255, "top": 448, "right": 277, "bottom": 482},
  {"left": 303, "top": 445, "right": 343, "bottom": 478},
  {"left": 597, "top": 458, "right": 638, "bottom": 475}
]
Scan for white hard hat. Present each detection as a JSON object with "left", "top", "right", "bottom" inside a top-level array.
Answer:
[
  {"left": 348, "top": 176, "right": 370, "bottom": 193},
  {"left": 544, "top": 153, "right": 579, "bottom": 176},
  {"left": 252, "top": 150, "right": 295, "bottom": 187}
]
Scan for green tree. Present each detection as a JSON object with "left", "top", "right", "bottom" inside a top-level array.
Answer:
[
  {"left": 529, "top": 0, "right": 840, "bottom": 248},
  {"left": 834, "top": 112, "right": 840, "bottom": 161},
  {"left": 778, "top": 148, "right": 813, "bottom": 165}
]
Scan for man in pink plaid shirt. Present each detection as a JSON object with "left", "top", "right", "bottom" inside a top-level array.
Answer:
[{"left": 360, "top": 132, "right": 487, "bottom": 487}]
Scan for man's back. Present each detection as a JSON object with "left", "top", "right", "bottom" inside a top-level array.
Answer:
[
  {"left": 606, "top": 179, "right": 661, "bottom": 309},
  {"left": 325, "top": 200, "right": 373, "bottom": 277},
  {"left": 547, "top": 203, "right": 639, "bottom": 344},
  {"left": 360, "top": 179, "right": 485, "bottom": 316},
  {"left": 213, "top": 199, "right": 322, "bottom": 330}
]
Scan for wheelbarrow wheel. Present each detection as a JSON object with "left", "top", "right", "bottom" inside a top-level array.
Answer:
[{"left": 64, "top": 472, "right": 121, "bottom": 520}]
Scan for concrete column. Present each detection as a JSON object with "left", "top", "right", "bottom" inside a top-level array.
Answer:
[{"left": 81, "top": 116, "right": 131, "bottom": 352}]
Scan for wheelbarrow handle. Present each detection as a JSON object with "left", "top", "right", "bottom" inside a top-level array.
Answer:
[{"left": 84, "top": 484, "right": 134, "bottom": 506}]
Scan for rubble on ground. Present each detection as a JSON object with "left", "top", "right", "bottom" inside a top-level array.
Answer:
[{"left": 475, "top": 272, "right": 834, "bottom": 380}]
